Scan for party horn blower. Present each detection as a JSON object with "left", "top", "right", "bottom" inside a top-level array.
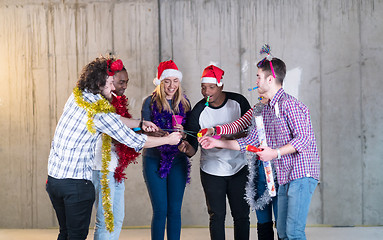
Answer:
[
  {"left": 248, "top": 86, "right": 259, "bottom": 91},
  {"left": 246, "top": 145, "right": 262, "bottom": 153},
  {"left": 205, "top": 96, "right": 210, "bottom": 106},
  {"left": 197, "top": 128, "right": 208, "bottom": 138}
]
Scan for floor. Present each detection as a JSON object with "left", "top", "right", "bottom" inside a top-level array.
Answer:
[{"left": 0, "top": 226, "right": 382, "bottom": 240}]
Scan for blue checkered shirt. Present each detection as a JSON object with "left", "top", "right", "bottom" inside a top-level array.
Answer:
[
  {"left": 48, "top": 91, "right": 147, "bottom": 180},
  {"left": 237, "top": 88, "right": 320, "bottom": 185}
]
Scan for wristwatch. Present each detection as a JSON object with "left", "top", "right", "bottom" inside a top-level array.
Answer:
[
  {"left": 276, "top": 148, "right": 281, "bottom": 160},
  {"left": 212, "top": 127, "right": 217, "bottom": 135}
]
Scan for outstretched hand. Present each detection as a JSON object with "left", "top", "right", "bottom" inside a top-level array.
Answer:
[
  {"left": 166, "top": 132, "right": 182, "bottom": 145},
  {"left": 173, "top": 124, "right": 187, "bottom": 139},
  {"left": 197, "top": 128, "right": 214, "bottom": 137},
  {"left": 198, "top": 136, "right": 219, "bottom": 149},
  {"left": 142, "top": 120, "right": 159, "bottom": 132}
]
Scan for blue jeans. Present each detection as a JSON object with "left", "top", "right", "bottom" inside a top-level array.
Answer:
[
  {"left": 277, "top": 177, "right": 318, "bottom": 240},
  {"left": 92, "top": 170, "right": 125, "bottom": 240},
  {"left": 143, "top": 155, "right": 187, "bottom": 240},
  {"left": 200, "top": 167, "right": 250, "bottom": 240},
  {"left": 256, "top": 162, "right": 278, "bottom": 224},
  {"left": 46, "top": 176, "right": 95, "bottom": 240}
]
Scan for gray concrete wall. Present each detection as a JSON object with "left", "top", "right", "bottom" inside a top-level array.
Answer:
[{"left": 0, "top": 0, "right": 382, "bottom": 228}]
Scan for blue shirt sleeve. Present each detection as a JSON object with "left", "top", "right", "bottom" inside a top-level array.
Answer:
[{"left": 141, "top": 96, "right": 152, "bottom": 121}]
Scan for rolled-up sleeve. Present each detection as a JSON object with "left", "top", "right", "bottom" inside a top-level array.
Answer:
[
  {"left": 285, "top": 100, "right": 311, "bottom": 153},
  {"left": 236, "top": 127, "right": 260, "bottom": 153},
  {"left": 94, "top": 112, "right": 147, "bottom": 152}
]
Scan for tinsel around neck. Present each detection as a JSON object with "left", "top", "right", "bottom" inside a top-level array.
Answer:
[{"left": 150, "top": 94, "right": 191, "bottom": 182}]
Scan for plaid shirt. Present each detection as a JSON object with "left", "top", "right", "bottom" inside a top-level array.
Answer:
[
  {"left": 237, "top": 88, "right": 320, "bottom": 185},
  {"left": 48, "top": 91, "right": 147, "bottom": 180}
]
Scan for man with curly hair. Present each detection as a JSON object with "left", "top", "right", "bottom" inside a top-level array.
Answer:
[{"left": 46, "top": 56, "right": 182, "bottom": 240}]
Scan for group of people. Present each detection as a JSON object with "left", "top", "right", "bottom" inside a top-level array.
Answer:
[{"left": 46, "top": 52, "right": 320, "bottom": 240}]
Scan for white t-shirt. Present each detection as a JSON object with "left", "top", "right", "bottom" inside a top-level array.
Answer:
[
  {"left": 93, "top": 135, "right": 119, "bottom": 172},
  {"left": 186, "top": 92, "right": 251, "bottom": 177}
]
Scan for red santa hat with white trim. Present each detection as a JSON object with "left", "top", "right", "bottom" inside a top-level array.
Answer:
[
  {"left": 201, "top": 65, "right": 224, "bottom": 87},
  {"left": 153, "top": 60, "right": 183, "bottom": 86}
]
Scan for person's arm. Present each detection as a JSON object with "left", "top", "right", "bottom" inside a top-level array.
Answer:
[
  {"left": 119, "top": 117, "right": 158, "bottom": 132},
  {"left": 183, "top": 103, "right": 203, "bottom": 157},
  {"left": 198, "top": 94, "right": 253, "bottom": 137},
  {"left": 257, "top": 100, "right": 310, "bottom": 162},
  {"left": 198, "top": 136, "right": 240, "bottom": 151},
  {"left": 178, "top": 140, "right": 196, "bottom": 157},
  {"left": 199, "top": 107, "right": 253, "bottom": 137},
  {"left": 218, "top": 107, "right": 253, "bottom": 135},
  {"left": 256, "top": 143, "right": 296, "bottom": 162},
  {"left": 119, "top": 117, "right": 140, "bottom": 128},
  {"left": 140, "top": 95, "right": 168, "bottom": 137},
  {"left": 144, "top": 132, "right": 182, "bottom": 148},
  {"left": 285, "top": 100, "right": 312, "bottom": 153},
  {"left": 94, "top": 113, "right": 147, "bottom": 152}
]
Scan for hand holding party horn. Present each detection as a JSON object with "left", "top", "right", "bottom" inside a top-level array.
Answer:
[
  {"left": 246, "top": 145, "right": 263, "bottom": 153},
  {"left": 197, "top": 128, "right": 208, "bottom": 138}
]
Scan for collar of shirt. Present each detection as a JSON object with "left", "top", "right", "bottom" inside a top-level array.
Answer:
[
  {"left": 82, "top": 89, "right": 104, "bottom": 103},
  {"left": 268, "top": 88, "right": 284, "bottom": 108}
]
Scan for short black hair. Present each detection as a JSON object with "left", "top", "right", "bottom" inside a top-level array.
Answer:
[{"left": 257, "top": 57, "right": 286, "bottom": 85}]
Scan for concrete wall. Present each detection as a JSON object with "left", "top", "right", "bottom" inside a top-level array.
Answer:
[{"left": 0, "top": 0, "right": 382, "bottom": 228}]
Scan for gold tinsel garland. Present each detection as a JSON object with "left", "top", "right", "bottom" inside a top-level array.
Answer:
[
  {"left": 73, "top": 87, "right": 115, "bottom": 232},
  {"left": 101, "top": 133, "right": 114, "bottom": 232},
  {"left": 73, "top": 87, "right": 115, "bottom": 133}
]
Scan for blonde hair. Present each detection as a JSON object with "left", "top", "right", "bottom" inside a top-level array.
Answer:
[{"left": 151, "top": 81, "right": 190, "bottom": 114}]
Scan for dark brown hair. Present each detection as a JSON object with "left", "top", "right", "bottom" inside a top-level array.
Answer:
[
  {"left": 77, "top": 56, "right": 119, "bottom": 94},
  {"left": 257, "top": 57, "right": 286, "bottom": 85}
]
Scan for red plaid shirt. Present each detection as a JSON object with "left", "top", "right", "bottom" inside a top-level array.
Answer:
[{"left": 237, "top": 88, "right": 320, "bottom": 185}]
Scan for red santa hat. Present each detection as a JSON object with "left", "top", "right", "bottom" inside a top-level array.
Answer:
[
  {"left": 153, "top": 60, "right": 183, "bottom": 86},
  {"left": 201, "top": 65, "right": 224, "bottom": 87}
]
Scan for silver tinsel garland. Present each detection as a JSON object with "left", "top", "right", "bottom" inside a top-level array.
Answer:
[{"left": 244, "top": 101, "right": 278, "bottom": 212}]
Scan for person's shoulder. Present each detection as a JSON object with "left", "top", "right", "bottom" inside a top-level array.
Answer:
[
  {"left": 282, "top": 91, "right": 300, "bottom": 104},
  {"left": 190, "top": 99, "right": 206, "bottom": 113},
  {"left": 225, "top": 91, "right": 247, "bottom": 100},
  {"left": 82, "top": 91, "right": 103, "bottom": 103},
  {"left": 143, "top": 94, "right": 154, "bottom": 103},
  {"left": 141, "top": 95, "right": 155, "bottom": 111},
  {"left": 225, "top": 91, "right": 250, "bottom": 108},
  {"left": 281, "top": 92, "right": 310, "bottom": 112}
]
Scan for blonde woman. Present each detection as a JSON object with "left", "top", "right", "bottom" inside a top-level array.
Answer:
[{"left": 141, "top": 60, "right": 191, "bottom": 240}]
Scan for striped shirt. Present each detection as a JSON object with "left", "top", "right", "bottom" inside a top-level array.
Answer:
[
  {"left": 217, "top": 107, "right": 253, "bottom": 135},
  {"left": 48, "top": 91, "right": 147, "bottom": 180},
  {"left": 236, "top": 88, "right": 320, "bottom": 185}
]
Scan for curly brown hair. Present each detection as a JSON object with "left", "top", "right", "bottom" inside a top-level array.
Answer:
[{"left": 77, "top": 56, "right": 121, "bottom": 94}]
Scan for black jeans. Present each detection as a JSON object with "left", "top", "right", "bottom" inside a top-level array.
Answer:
[
  {"left": 46, "top": 176, "right": 95, "bottom": 240},
  {"left": 200, "top": 167, "right": 250, "bottom": 240}
]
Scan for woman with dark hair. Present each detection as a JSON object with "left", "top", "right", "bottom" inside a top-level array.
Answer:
[
  {"left": 46, "top": 56, "right": 182, "bottom": 240},
  {"left": 141, "top": 60, "right": 191, "bottom": 240}
]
